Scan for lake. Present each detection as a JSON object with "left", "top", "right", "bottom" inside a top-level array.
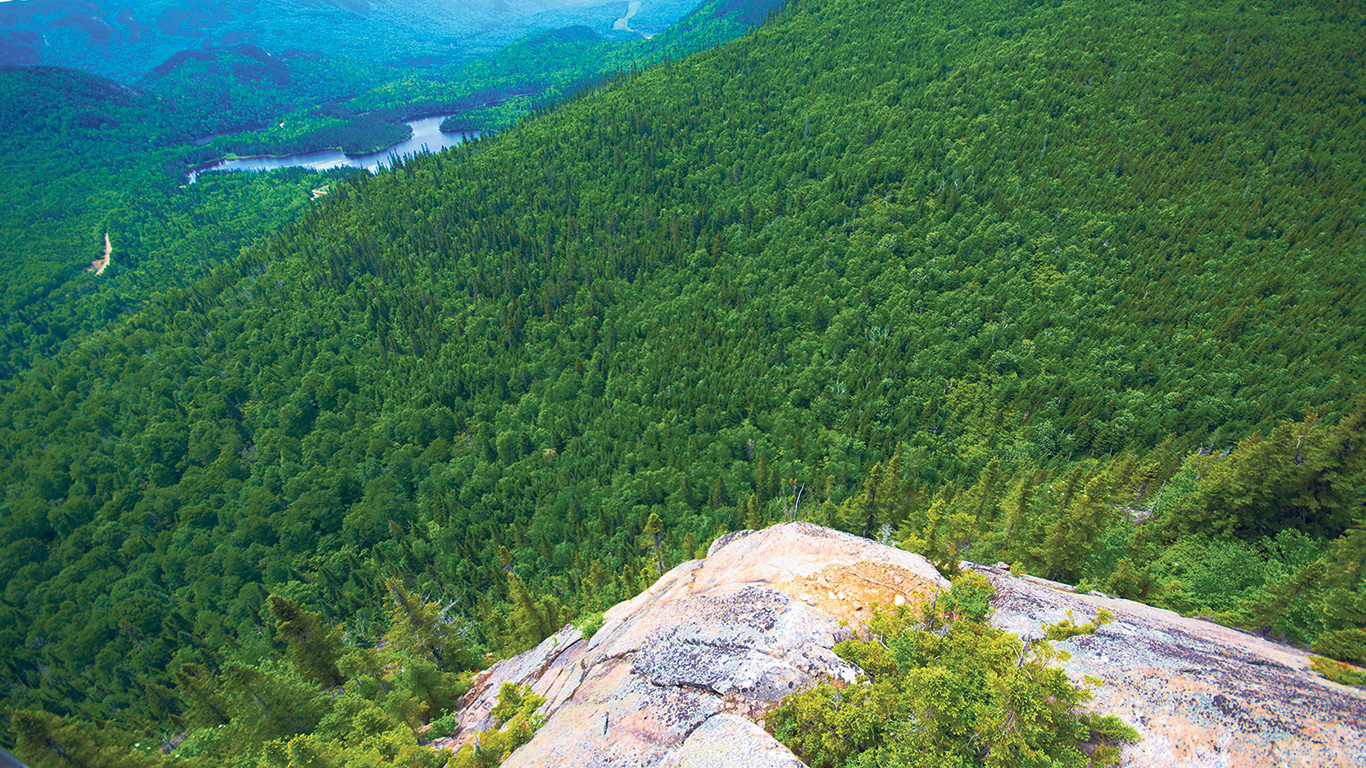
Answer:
[{"left": 187, "top": 114, "right": 478, "bottom": 183}]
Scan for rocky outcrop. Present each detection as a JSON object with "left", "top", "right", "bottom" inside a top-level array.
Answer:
[
  {"left": 660, "top": 714, "right": 805, "bottom": 768},
  {"left": 436, "top": 523, "right": 1366, "bottom": 768},
  {"left": 965, "top": 562, "right": 1366, "bottom": 768},
  {"left": 437, "top": 522, "right": 946, "bottom": 767}
]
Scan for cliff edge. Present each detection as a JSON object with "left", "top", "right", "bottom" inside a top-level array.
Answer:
[{"left": 436, "top": 522, "right": 1366, "bottom": 767}]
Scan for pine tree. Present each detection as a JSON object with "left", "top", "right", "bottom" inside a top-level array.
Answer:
[
  {"left": 383, "top": 579, "right": 475, "bottom": 672},
  {"left": 899, "top": 488, "right": 960, "bottom": 576},
  {"left": 221, "top": 661, "right": 330, "bottom": 746},
  {"left": 860, "top": 461, "right": 885, "bottom": 537},
  {"left": 174, "top": 662, "right": 229, "bottom": 728},
  {"left": 269, "top": 595, "right": 345, "bottom": 687},
  {"left": 399, "top": 654, "right": 469, "bottom": 720},
  {"left": 708, "top": 475, "right": 728, "bottom": 510},
  {"left": 756, "top": 452, "right": 773, "bottom": 504},
  {"left": 1037, "top": 472, "right": 1113, "bottom": 582},
  {"left": 143, "top": 682, "right": 183, "bottom": 728},
  {"left": 12, "top": 709, "right": 175, "bottom": 768},
  {"left": 743, "top": 493, "right": 765, "bottom": 530},
  {"left": 640, "top": 511, "right": 665, "bottom": 575},
  {"left": 505, "top": 572, "right": 561, "bottom": 653}
]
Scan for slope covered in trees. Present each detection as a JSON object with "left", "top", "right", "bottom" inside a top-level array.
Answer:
[
  {"left": 0, "top": 0, "right": 781, "bottom": 377},
  {"left": 2, "top": 0, "right": 1364, "bottom": 762},
  {"left": 0, "top": 0, "right": 781, "bottom": 375}
]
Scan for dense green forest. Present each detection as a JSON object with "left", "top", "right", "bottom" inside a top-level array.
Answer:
[
  {"left": 0, "top": 63, "right": 349, "bottom": 372},
  {"left": 0, "top": 0, "right": 777, "bottom": 378},
  {"left": 2, "top": 0, "right": 1365, "bottom": 764}
]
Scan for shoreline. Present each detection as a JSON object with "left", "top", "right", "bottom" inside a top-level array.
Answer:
[
  {"left": 185, "top": 121, "right": 480, "bottom": 182},
  {"left": 190, "top": 112, "right": 478, "bottom": 168}
]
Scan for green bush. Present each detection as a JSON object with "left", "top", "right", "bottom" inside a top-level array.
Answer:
[{"left": 769, "top": 574, "right": 1136, "bottom": 767}]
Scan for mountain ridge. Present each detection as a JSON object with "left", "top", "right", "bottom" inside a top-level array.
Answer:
[{"left": 2, "top": 0, "right": 1364, "bottom": 762}]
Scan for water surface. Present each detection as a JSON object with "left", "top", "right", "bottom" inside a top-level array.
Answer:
[{"left": 188, "top": 115, "right": 477, "bottom": 182}]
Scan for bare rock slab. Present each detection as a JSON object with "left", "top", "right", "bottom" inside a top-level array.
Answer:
[
  {"left": 662, "top": 713, "right": 808, "bottom": 768},
  {"left": 443, "top": 522, "right": 947, "bottom": 767},
  {"left": 967, "top": 562, "right": 1366, "bottom": 768}
]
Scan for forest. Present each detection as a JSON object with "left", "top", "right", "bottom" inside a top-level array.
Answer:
[
  {"left": 1, "top": 0, "right": 1364, "bottom": 765},
  {"left": 0, "top": 0, "right": 774, "bottom": 378}
]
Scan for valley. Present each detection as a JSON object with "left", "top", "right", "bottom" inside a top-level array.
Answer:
[
  {"left": 0, "top": 0, "right": 779, "bottom": 375},
  {"left": 0, "top": 0, "right": 1363, "bottom": 766}
]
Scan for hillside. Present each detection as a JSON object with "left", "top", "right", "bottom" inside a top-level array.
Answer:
[
  {"left": 0, "top": 0, "right": 779, "bottom": 373},
  {"left": 2, "top": 0, "right": 1364, "bottom": 763}
]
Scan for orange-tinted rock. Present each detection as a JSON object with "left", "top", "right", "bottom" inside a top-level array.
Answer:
[
  {"left": 437, "top": 524, "right": 1366, "bottom": 767},
  {"left": 440, "top": 522, "right": 947, "bottom": 766}
]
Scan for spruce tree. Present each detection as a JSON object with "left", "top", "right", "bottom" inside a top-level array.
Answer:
[
  {"left": 640, "top": 512, "right": 665, "bottom": 575},
  {"left": 269, "top": 595, "right": 345, "bottom": 688},
  {"left": 382, "top": 579, "right": 475, "bottom": 672}
]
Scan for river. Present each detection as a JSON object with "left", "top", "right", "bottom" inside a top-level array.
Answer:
[{"left": 187, "top": 114, "right": 478, "bottom": 183}]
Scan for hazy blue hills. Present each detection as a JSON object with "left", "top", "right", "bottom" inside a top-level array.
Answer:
[{"left": 0, "top": 0, "right": 704, "bottom": 82}]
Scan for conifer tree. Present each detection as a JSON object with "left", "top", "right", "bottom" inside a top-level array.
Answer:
[
  {"left": 269, "top": 595, "right": 345, "bottom": 687},
  {"left": 221, "top": 661, "right": 330, "bottom": 746},
  {"left": 12, "top": 709, "right": 174, "bottom": 768},
  {"left": 640, "top": 512, "right": 665, "bottom": 575},
  {"left": 505, "top": 572, "right": 561, "bottom": 653},
  {"left": 143, "top": 683, "right": 183, "bottom": 729},
  {"left": 174, "top": 663, "right": 229, "bottom": 728},
  {"left": 899, "top": 488, "right": 960, "bottom": 576},
  {"left": 1037, "top": 472, "right": 1113, "bottom": 582},
  {"left": 382, "top": 579, "right": 475, "bottom": 672},
  {"left": 708, "top": 476, "right": 728, "bottom": 510},
  {"left": 399, "top": 654, "right": 469, "bottom": 721},
  {"left": 744, "top": 493, "right": 765, "bottom": 530},
  {"left": 860, "top": 461, "right": 885, "bottom": 537}
]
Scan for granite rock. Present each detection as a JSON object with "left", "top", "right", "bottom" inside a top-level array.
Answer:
[
  {"left": 435, "top": 525, "right": 1366, "bottom": 768},
  {"left": 661, "top": 713, "right": 808, "bottom": 768},
  {"left": 439, "top": 521, "right": 947, "bottom": 767},
  {"left": 966, "top": 562, "right": 1366, "bottom": 768}
]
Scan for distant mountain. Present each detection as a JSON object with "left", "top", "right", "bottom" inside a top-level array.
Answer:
[{"left": 0, "top": 0, "right": 704, "bottom": 82}]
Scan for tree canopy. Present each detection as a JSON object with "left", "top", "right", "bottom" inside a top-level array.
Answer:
[{"left": 2, "top": 0, "right": 1364, "bottom": 762}]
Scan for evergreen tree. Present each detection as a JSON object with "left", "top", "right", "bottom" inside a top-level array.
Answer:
[
  {"left": 269, "top": 595, "right": 346, "bottom": 688},
  {"left": 174, "top": 663, "right": 229, "bottom": 729},
  {"left": 640, "top": 512, "right": 666, "bottom": 576},
  {"left": 382, "top": 579, "right": 475, "bottom": 672}
]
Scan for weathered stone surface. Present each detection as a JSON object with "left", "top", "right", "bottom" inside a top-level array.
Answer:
[
  {"left": 439, "top": 522, "right": 948, "bottom": 767},
  {"left": 437, "top": 525, "right": 1366, "bottom": 768},
  {"left": 430, "top": 623, "right": 585, "bottom": 750},
  {"left": 966, "top": 562, "right": 1366, "bottom": 768},
  {"left": 662, "top": 713, "right": 808, "bottom": 768}
]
